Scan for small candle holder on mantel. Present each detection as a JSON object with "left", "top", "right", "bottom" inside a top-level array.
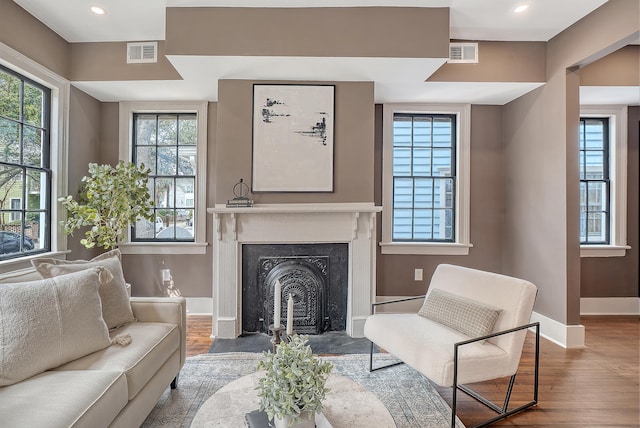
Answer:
[
  {"left": 269, "top": 324, "right": 296, "bottom": 352},
  {"left": 269, "top": 324, "right": 285, "bottom": 353}
]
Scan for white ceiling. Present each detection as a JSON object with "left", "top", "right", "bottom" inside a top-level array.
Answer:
[
  {"left": 14, "top": 0, "right": 609, "bottom": 43},
  {"left": 14, "top": 0, "right": 637, "bottom": 105}
]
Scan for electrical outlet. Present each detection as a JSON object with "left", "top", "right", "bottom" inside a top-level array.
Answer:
[
  {"left": 414, "top": 268, "right": 423, "bottom": 281},
  {"left": 161, "top": 269, "right": 171, "bottom": 282}
]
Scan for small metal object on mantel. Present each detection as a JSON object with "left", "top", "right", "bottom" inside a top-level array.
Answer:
[
  {"left": 268, "top": 324, "right": 288, "bottom": 353},
  {"left": 226, "top": 178, "right": 254, "bottom": 208}
]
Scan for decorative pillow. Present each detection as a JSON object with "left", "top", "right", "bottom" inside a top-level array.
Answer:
[
  {"left": 0, "top": 269, "right": 42, "bottom": 284},
  {"left": 418, "top": 288, "right": 502, "bottom": 339},
  {"left": 0, "top": 268, "right": 112, "bottom": 386},
  {"left": 32, "top": 249, "right": 134, "bottom": 329}
]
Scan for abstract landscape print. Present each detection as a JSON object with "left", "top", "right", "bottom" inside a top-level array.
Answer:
[{"left": 252, "top": 84, "right": 334, "bottom": 192}]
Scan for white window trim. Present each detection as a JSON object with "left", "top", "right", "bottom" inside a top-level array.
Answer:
[
  {"left": 118, "top": 101, "right": 208, "bottom": 255},
  {"left": 9, "top": 198, "right": 21, "bottom": 221},
  {"left": 580, "top": 105, "right": 629, "bottom": 258},
  {"left": 0, "top": 42, "right": 70, "bottom": 272},
  {"left": 380, "top": 103, "right": 472, "bottom": 255}
]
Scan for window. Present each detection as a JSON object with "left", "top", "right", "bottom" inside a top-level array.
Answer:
[
  {"left": 0, "top": 64, "right": 51, "bottom": 260},
  {"left": 579, "top": 118, "right": 609, "bottom": 244},
  {"left": 9, "top": 198, "right": 21, "bottom": 222},
  {"left": 381, "top": 104, "right": 471, "bottom": 255},
  {"left": 132, "top": 113, "right": 197, "bottom": 242},
  {"left": 579, "top": 106, "right": 629, "bottom": 257},
  {"left": 119, "top": 102, "right": 208, "bottom": 254},
  {"left": 392, "top": 114, "right": 455, "bottom": 241}
]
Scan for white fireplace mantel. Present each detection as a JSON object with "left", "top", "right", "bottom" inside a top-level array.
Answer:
[{"left": 207, "top": 203, "right": 382, "bottom": 339}]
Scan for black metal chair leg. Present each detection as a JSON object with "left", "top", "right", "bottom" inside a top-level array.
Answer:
[
  {"left": 368, "top": 341, "right": 404, "bottom": 372},
  {"left": 452, "top": 323, "right": 540, "bottom": 428}
]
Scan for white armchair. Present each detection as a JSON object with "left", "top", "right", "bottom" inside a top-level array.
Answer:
[{"left": 364, "top": 264, "right": 540, "bottom": 428}]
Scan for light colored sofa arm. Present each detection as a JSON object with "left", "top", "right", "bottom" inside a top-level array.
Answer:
[{"left": 130, "top": 297, "right": 187, "bottom": 367}]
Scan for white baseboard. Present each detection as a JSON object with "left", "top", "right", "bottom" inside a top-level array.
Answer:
[
  {"left": 580, "top": 297, "right": 640, "bottom": 315},
  {"left": 350, "top": 316, "right": 368, "bottom": 338},
  {"left": 186, "top": 297, "right": 213, "bottom": 315},
  {"left": 215, "top": 317, "right": 238, "bottom": 339},
  {"left": 530, "top": 311, "right": 585, "bottom": 348},
  {"left": 374, "top": 296, "right": 587, "bottom": 349}
]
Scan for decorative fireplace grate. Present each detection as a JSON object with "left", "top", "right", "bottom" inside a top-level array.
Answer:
[
  {"left": 263, "top": 258, "right": 327, "bottom": 335},
  {"left": 241, "top": 243, "right": 348, "bottom": 335}
]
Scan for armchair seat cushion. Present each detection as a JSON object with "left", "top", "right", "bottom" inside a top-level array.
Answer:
[
  {"left": 364, "top": 313, "right": 509, "bottom": 387},
  {"left": 365, "top": 264, "right": 537, "bottom": 388}
]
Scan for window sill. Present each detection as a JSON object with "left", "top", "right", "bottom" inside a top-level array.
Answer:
[
  {"left": 580, "top": 245, "right": 630, "bottom": 258},
  {"left": 118, "top": 242, "right": 208, "bottom": 255},
  {"left": 0, "top": 250, "right": 71, "bottom": 274},
  {"left": 380, "top": 242, "right": 473, "bottom": 255}
]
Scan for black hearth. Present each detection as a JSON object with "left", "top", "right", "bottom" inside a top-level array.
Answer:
[{"left": 242, "top": 243, "right": 348, "bottom": 334}]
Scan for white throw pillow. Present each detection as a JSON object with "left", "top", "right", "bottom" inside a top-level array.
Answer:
[
  {"left": 0, "top": 268, "right": 112, "bottom": 386},
  {"left": 32, "top": 249, "right": 134, "bottom": 329},
  {"left": 418, "top": 288, "right": 502, "bottom": 339},
  {"left": 0, "top": 269, "right": 42, "bottom": 284}
]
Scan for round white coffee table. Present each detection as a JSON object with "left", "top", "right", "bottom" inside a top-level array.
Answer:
[{"left": 190, "top": 372, "right": 395, "bottom": 427}]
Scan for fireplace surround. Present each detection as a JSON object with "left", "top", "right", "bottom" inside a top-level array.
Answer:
[{"left": 208, "top": 203, "right": 381, "bottom": 338}]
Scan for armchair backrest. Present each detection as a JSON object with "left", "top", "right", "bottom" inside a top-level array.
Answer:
[{"left": 428, "top": 264, "right": 537, "bottom": 370}]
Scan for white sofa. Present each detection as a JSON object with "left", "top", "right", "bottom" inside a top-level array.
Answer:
[{"left": 0, "top": 257, "right": 186, "bottom": 428}]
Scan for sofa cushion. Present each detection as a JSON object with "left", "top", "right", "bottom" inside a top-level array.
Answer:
[
  {"left": 53, "top": 321, "right": 180, "bottom": 400},
  {"left": 0, "top": 268, "right": 112, "bottom": 386},
  {"left": 32, "top": 249, "right": 134, "bottom": 329},
  {"left": 418, "top": 288, "right": 501, "bottom": 339},
  {"left": 0, "top": 369, "right": 127, "bottom": 428}
]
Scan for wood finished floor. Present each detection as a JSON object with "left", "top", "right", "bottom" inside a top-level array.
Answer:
[{"left": 185, "top": 315, "right": 639, "bottom": 427}]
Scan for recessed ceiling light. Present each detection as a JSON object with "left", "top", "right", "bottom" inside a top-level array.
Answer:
[
  {"left": 514, "top": 4, "right": 529, "bottom": 14},
  {"left": 90, "top": 5, "right": 106, "bottom": 15}
]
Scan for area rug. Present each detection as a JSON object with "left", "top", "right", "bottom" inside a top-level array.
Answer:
[
  {"left": 208, "top": 331, "right": 371, "bottom": 354},
  {"left": 141, "top": 353, "right": 465, "bottom": 428}
]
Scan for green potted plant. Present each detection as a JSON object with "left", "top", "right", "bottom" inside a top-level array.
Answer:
[
  {"left": 59, "top": 161, "right": 154, "bottom": 250},
  {"left": 256, "top": 335, "right": 333, "bottom": 428}
]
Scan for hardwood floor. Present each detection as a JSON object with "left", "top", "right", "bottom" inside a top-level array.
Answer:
[
  {"left": 185, "top": 315, "right": 214, "bottom": 357},
  {"left": 185, "top": 315, "right": 639, "bottom": 427}
]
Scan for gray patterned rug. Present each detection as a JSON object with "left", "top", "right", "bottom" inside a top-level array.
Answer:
[{"left": 142, "top": 353, "right": 465, "bottom": 428}]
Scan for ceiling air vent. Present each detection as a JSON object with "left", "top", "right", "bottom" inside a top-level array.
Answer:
[
  {"left": 127, "top": 42, "right": 158, "bottom": 64},
  {"left": 448, "top": 43, "right": 478, "bottom": 63}
]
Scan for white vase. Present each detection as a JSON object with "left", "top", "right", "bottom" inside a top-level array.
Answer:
[{"left": 274, "top": 411, "right": 316, "bottom": 428}]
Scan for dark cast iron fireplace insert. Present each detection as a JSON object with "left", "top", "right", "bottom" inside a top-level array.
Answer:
[{"left": 242, "top": 243, "right": 348, "bottom": 335}]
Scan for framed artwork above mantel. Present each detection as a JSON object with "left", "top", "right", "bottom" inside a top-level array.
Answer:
[{"left": 251, "top": 84, "right": 335, "bottom": 192}]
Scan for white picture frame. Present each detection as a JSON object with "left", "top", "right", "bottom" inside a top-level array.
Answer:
[{"left": 252, "top": 84, "right": 335, "bottom": 192}]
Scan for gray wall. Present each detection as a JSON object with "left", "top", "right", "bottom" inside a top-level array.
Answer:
[
  {"left": 501, "top": 0, "right": 639, "bottom": 325},
  {"left": 2, "top": 1, "right": 638, "bottom": 317},
  {"left": 579, "top": 47, "right": 639, "bottom": 299},
  {"left": 0, "top": 1, "right": 69, "bottom": 78},
  {"left": 581, "top": 106, "right": 640, "bottom": 298},
  {"left": 66, "top": 87, "right": 103, "bottom": 261},
  {"left": 120, "top": 103, "right": 217, "bottom": 298},
  {"left": 215, "top": 80, "right": 375, "bottom": 204},
  {"left": 375, "top": 105, "right": 505, "bottom": 295}
]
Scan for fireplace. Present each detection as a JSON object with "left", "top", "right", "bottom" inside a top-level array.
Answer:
[
  {"left": 242, "top": 244, "right": 348, "bottom": 334},
  {"left": 208, "top": 203, "right": 381, "bottom": 338}
]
